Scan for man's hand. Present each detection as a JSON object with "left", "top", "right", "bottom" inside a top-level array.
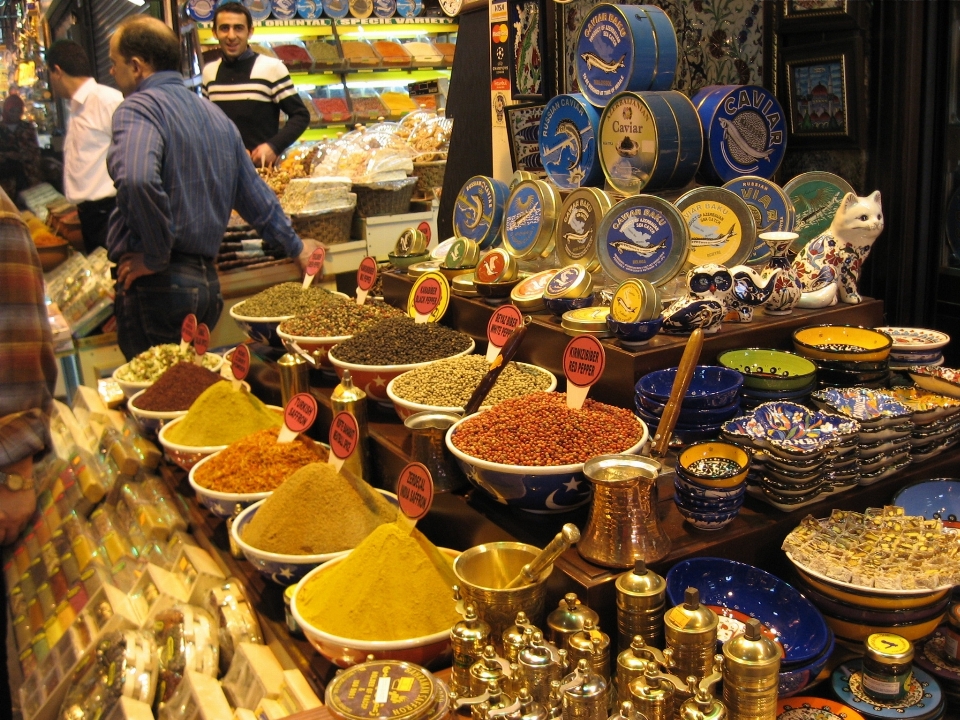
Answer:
[
  {"left": 117, "top": 252, "right": 157, "bottom": 290},
  {"left": 250, "top": 143, "right": 278, "bottom": 168},
  {"left": 0, "top": 457, "right": 35, "bottom": 546},
  {"left": 296, "top": 238, "right": 323, "bottom": 273}
]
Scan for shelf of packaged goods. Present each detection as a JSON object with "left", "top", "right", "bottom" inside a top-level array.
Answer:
[
  {"left": 291, "top": 68, "right": 451, "bottom": 89},
  {"left": 196, "top": 17, "right": 457, "bottom": 42}
]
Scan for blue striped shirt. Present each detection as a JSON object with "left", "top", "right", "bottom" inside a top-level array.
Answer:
[{"left": 106, "top": 71, "right": 302, "bottom": 271}]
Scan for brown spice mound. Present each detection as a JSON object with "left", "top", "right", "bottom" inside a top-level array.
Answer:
[{"left": 133, "top": 362, "right": 224, "bottom": 412}]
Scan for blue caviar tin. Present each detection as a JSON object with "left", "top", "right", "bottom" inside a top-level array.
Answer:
[
  {"left": 395, "top": 0, "right": 422, "bottom": 17},
  {"left": 575, "top": 4, "right": 677, "bottom": 108},
  {"left": 244, "top": 0, "right": 273, "bottom": 21},
  {"left": 186, "top": 0, "right": 216, "bottom": 21},
  {"left": 271, "top": 0, "right": 297, "bottom": 19},
  {"left": 660, "top": 90, "right": 703, "bottom": 188},
  {"left": 296, "top": 0, "right": 323, "bottom": 18},
  {"left": 539, "top": 94, "right": 604, "bottom": 190},
  {"left": 597, "top": 194, "right": 689, "bottom": 285},
  {"left": 373, "top": 0, "right": 395, "bottom": 17},
  {"left": 323, "top": 0, "right": 349, "bottom": 17},
  {"left": 722, "top": 176, "right": 794, "bottom": 264},
  {"left": 693, "top": 84, "right": 787, "bottom": 184},
  {"left": 501, "top": 179, "right": 561, "bottom": 261},
  {"left": 454, "top": 176, "right": 510, "bottom": 250}
]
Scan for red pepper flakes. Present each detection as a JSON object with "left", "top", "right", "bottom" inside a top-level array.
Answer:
[
  {"left": 272, "top": 44, "right": 313, "bottom": 72},
  {"left": 450, "top": 392, "right": 645, "bottom": 466}
]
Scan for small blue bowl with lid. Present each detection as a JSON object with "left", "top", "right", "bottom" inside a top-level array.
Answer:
[
  {"left": 607, "top": 316, "right": 664, "bottom": 347},
  {"left": 545, "top": 294, "right": 595, "bottom": 318},
  {"left": 637, "top": 366, "right": 744, "bottom": 409}
]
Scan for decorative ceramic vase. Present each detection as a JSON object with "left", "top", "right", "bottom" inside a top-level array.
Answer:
[{"left": 761, "top": 232, "right": 802, "bottom": 316}]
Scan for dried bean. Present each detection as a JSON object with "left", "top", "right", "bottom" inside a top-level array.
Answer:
[
  {"left": 239, "top": 282, "right": 335, "bottom": 318},
  {"left": 392, "top": 355, "right": 552, "bottom": 407},
  {"left": 331, "top": 316, "right": 472, "bottom": 365},
  {"left": 279, "top": 298, "right": 404, "bottom": 337}
]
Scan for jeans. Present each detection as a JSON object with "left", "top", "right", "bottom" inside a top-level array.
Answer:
[
  {"left": 76, "top": 196, "right": 116, "bottom": 254},
  {"left": 114, "top": 255, "right": 222, "bottom": 360}
]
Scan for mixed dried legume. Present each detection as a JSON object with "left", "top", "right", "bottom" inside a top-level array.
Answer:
[
  {"left": 279, "top": 298, "right": 404, "bottom": 337},
  {"left": 391, "top": 355, "right": 552, "bottom": 407},
  {"left": 330, "top": 316, "right": 472, "bottom": 365},
  {"left": 237, "top": 282, "right": 334, "bottom": 318},
  {"left": 117, "top": 344, "right": 220, "bottom": 383}
]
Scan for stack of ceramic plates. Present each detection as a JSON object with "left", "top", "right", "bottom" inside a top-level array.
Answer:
[
  {"left": 672, "top": 441, "right": 749, "bottom": 530},
  {"left": 721, "top": 401, "right": 860, "bottom": 511},
  {"left": 832, "top": 660, "right": 946, "bottom": 720},
  {"left": 811, "top": 387, "right": 914, "bottom": 485},
  {"left": 909, "top": 366, "right": 960, "bottom": 400},
  {"left": 792, "top": 325, "right": 893, "bottom": 389},
  {"left": 717, "top": 348, "right": 818, "bottom": 411},
  {"left": 888, "top": 387, "right": 960, "bottom": 462},
  {"left": 877, "top": 326, "right": 950, "bottom": 369},
  {"left": 915, "top": 625, "right": 960, "bottom": 710},
  {"left": 634, "top": 366, "right": 743, "bottom": 444}
]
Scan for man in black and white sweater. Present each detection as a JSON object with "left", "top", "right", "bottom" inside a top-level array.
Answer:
[{"left": 201, "top": 1, "right": 311, "bottom": 166}]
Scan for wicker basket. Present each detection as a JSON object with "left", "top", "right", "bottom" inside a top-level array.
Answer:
[
  {"left": 290, "top": 205, "right": 355, "bottom": 245},
  {"left": 352, "top": 177, "right": 418, "bottom": 217},
  {"left": 411, "top": 161, "right": 447, "bottom": 198}
]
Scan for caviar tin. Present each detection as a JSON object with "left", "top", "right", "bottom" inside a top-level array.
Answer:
[
  {"left": 272, "top": 0, "right": 297, "bottom": 19},
  {"left": 675, "top": 186, "right": 756, "bottom": 269},
  {"left": 395, "top": 0, "right": 422, "bottom": 16},
  {"left": 575, "top": 4, "right": 678, "bottom": 107},
  {"left": 501, "top": 179, "right": 561, "bottom": 261},
  {"left": 661, "top": 90, "right": 704, "bottom": 189},
  {"left": 510, "top": 269, "right": 556, "bottom": 310},
  {"left": 444, "top": 237, "right": 480, "bottom": 269},
  {"left": 557, "top": 188, "right": 613, "bottom": 271},
  {"left": 562, "top": 307, "right": 614, "bottom": 337},
  {"left": 510, "top": 170, "right": 538, "bottom": 190},
  {"left": 407, "top": 260, "right": 443, "bottom": 278},
  {"left": 540, "top": 94, "right": 604, "bottom": 190},
  {"left": 348, "top": 0, "right": 373, "bottom": 17},
  {"left": 323, "top": 0, "right": 350, "bottom": 18},
  {"left": 186, "top": 0, "right": 216, "bottom": 22},
  {"left": 722, "top": 176, "right": 794, "bottom": 264},
  {"left": 693, "top": 85, "right": 787, "bottom": 184},
  {"left": 296, "top": 0, "right": 323, "bottom": 18},
  {"left": 455, "top": 176, "right": 510, "bottom": 249},
  {"left": 373, "top": 0, "right": 396, "bottom": 17},
  {"left": 783, "top": 171, "right": 856, "bottom": 252},
  {"left": 610, "top": 278, "right": 659, "bottom": 322},
  {"left": 431, "top": 237, "right": 457, "bottom": 261},
  {"left": 452, "top": 273, "right": 480, "bottom": 298},
  {"left": 544, "top": 264, "right": 594, "bottom": 300},
  {"left": 476, "top": 248, "right": 518, "bottom": 283},
  {"left": 597, "top": 194, "right": 689, "bottom": 285},
  {"left": 245, "top": 0, "right": 273, "bottom": 21},
  {"left": 326, "top": 660, "right": 442, "bottom": 720},
  {"left": 395, "top": 227, "right": 429, "bottom": 257}
]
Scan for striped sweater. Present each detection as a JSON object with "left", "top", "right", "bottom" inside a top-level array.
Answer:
[{"left": 201, "top": 50, "right": 310, "bottom": 154}]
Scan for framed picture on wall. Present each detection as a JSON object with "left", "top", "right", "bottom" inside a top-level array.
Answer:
[
  {"left": 504, "top": 102, "right": 547, "bottom": 176},
  {"left": 781, "top": 39, "right": 864, "bottom": 147},
  {"left": 509, "top": 0, "right": 549, "bottom": 100},
  {"left": 778, "top": 0, "right": 868, "bottom": 31}
]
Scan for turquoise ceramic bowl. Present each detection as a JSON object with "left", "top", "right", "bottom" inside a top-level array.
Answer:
[{"left": 717, "top": 348, "right": 817, "bottom": 392}]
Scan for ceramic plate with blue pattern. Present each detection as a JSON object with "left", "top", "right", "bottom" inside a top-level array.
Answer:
[
  {"left": 244, "top": 0, "right": 273, "bottom": 21},
  {"left": 186, "top": 0, "right": 217, "bottom": 21},
  {"left": 832, "top": 661, "right": 943, "bottom": 720},
  {"left": 876, "top": 327, "right": 951, "bottom": 351},
  {"left": 296, "top": 0, "right": 323, "bottom": 17},
  {"left": 811, "top": 387, "right": 913, "bottom": 427}
]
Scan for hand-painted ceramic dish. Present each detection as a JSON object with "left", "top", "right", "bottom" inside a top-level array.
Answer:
[
  {"left": 776, "top": 631, "right": 836, "bottom": 697},
  {"left": 793, "top": 325, "right": 893, "bottom": 363},
  {"left": 892, "top": 479, "right": 960, "bottom": 526},
  {"left": 636, "top": 365, "right": 744, "bottom": 409},
  {"left": 674, "top": 473, "right": 746, "bottom": 499},
  {"left": 675, "top": 503, "right": 741, "bottom": 530},
  {"left": 788, "top": 552, "right": 954, "bottom": 596},
  {"left": 793, "top": 568, "right": 952, "bottom": 611},
  {"left": 634, "top": 404, "right": 728, "bottom": 434},
  {"left": 676, "top": 441, "right": 750, "bottom": 486},
  {"left": 910, "top": 366, "right": 960, "bottom": 399},
  {"left": 717, "top": 348, "right": 817, "bottom": 391},
  {"left": 914, "top": 627, "right": 960, "bottom": 684},
  {"left": 723, "top": 401, "right": 859, "bottom": 455},
  {"left": 832, "top": 661, "right": 943, "bottom": 720},
  {"left": 811, "top": 387, "right": 914, "bottom": 427},
  {"left": 776, "top": 697, "right": 865, "bottom": 720},
  {"left": 875, "top": 327, "right": 951, "bottom": 351},
  {"left": 799, "top": 577, "right": 951, "bottom": 628},
  {"left": 607, "top": 316, "right": 663, "bottom": 347},
  {"left": 636, "top": 392, "right": 741, "bottom": 425}
]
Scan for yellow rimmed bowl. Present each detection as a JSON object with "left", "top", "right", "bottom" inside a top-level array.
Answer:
[
  {"left": 791, "top": 325, "right": 893, "bottom": 363},
  {"left": 157, "top": 405, "right": 283, "bottom": 471},
  {"left": 677, "top": 441, "right": 751, "bottom": 488},
  {"left": 291, "top": 547, "right": 460, "bottom": 667}
]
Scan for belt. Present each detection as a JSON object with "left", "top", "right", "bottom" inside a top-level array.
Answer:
[
  {"left": 77, "top": 196, "right": 116, "bottom": 208},
  {"left": 169, "top": 250, "right": 216, "bottom": 268}
]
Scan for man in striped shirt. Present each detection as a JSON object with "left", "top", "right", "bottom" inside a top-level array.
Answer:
[{"left": 201, "top": 2, "right": 310, "bottom": 166}]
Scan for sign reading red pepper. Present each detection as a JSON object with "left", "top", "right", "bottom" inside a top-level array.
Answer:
[
  {"left": 396, "top": 461, "right": 434, "bottom": 533},
  {"left": 328, "top": 411, "right": 359, "bottom": 472},
  {"left": 562, "top": 335, "right": 606, "bottom": 409},
  {"left": 278, "top": 392, "right": 318, "bottom": 443},
  {"left": 193, "top": 323, "right": 210, "bottom": 365},
  {"left": 302, "top": 246, "right": 326, "bottom": 289},
  {"left": 355, "top": 256, "right": 378, "bottom": 306},
  {"left": 418, "top": 221, "right": 431, "bottom": 243},
  {"left": 486, "top": 304, "right": 523, "bottom": 362},
  {"left": 407, "top": 271, "right": 450, "bottom": 323},
  {"left": 180, "top": 313, "right": 197, "bottom": 352},
  {"left": 231, "top": 344, "right": 250, "bottom": 390}
]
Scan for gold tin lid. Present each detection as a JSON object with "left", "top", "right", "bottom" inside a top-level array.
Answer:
[
  {"left": 407, "top": 260, "right": 444, "bottom": 278},
  {"left": 557, "top": 188, "right": 613, "bottom": 272},
  {"left": 610, "top": 279, "right": 659, "bottom": 323},
  {"left": 510, "top": 170, "right": 537, "bottom": 190},
  {"left": 561, "top": 306, "right": 611, "bottom": 332},
  {"left": 664, "top": 588, "right": 719, "bottom": 635},
  {"left": 452, "top": 273, "right": 480, "bottom": 297},
  {"left": 445, "top": 237, "right": 480, "bottom": 269},
  {"left": 616, "top": 561, "right": 665, "bottom": 605},
  {"left": 675, "top": 186, "right": 757, "bottom": 269},
  {"left": 721, "top": 618, "right": 782, "bottom": 667},
  {"left": 476, "top": 248, "right": 518, "bottom": 283},
  {"left": 511, "top": 269, "right": 556, "bottom": 310},
  {"left": 502, "top": 180, "right": 561, "bottom": 261},
  {"left": 544, "top": 264, "right": 593, "bottom": 300},
  {"left": 865, "top": 633, "right": 914, "bottom": 665},
  {"left": 395, "top": 227, "right": 429, "bottom": 257},
  {"left": 562, "top": 326, "right": 613, "bottom": 338},
  {"left": 326, "top": 660, "right": 438, "bottom": 720}
]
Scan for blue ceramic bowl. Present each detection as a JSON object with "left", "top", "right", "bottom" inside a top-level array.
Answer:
[
  {"left": 674, "top": 473, "right": 746, "bottom": 500},
  {"left": 645, "top": 419, "right": 724, "bottom": 444},
  {"left": 607, "top": 316, "right": 664, "bottom": 346},
  {"left": 778, "top": 630, "right": 835, "bottom": 697},
  {"left": 545, "top": 294, "right": 595, "bottom": 318},
  {"left": 666, "top": 557, "right": 830, "bottom": 665},
  {"left": 445, "top": 411, "right": 649, "bottom": 513},
  {"left": 892, "top": 478, "right": 960, "bottom": 524},
  {"left": 675, "top": 504, "right": 741, "bottom": 530},
  {"left": 634, "top": 404, "right": 726, "bottom": 433},
  {"left": 636, "top": 393, "right": 742, "bottom": 424},
  {"left": 636, "top": 366, "right": 744, "bottom": 409},
  {"left": 674, "top": 487, "right": 745, "bottom": 513},
  {"left": 229, "top": 300, "right": 292, "bottom": 348}
]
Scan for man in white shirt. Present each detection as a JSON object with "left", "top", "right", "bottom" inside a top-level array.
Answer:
[{"left": 47, "top": 40, "right": 123, "bottom": 253}]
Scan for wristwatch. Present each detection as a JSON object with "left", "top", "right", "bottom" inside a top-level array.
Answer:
[{"left": 0, "top": 471, "right": 35, "bottom": 492}]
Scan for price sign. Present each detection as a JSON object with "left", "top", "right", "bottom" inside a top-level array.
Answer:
[
  {"left": 396, "top": 462, "right": 434, "bottom": 531},
  {"left": 278, "top": 392, "right": 318, "bottom": 443},
  {"left": 355, "top": 256, "right": 378, "bottom": 306},
  {"left": 418, "top": 221, "right": 432, "bottom": 243},
  {"left": 193, "top": 323, "right": 210, "bottom": 364},
  {"left": 328, "top": 411, "right": 359, "bottom": 472},
  {"left": 485, "top": 304, "right": 523, "bottom": 362},
  {"left": 180, "top": 313, "right": 197, "bottom": 352},
  {"left": 230, "top": 344, "right": 250, "bottom": 390},
  {"left": 407, "top": 272, "right": 450, "bottom": 323},
  {"left": 562, "top": 335, "right": 606, "bottom": 409},
  {"left": 302, "top": 247, "right": 326, "bottom": 289}
]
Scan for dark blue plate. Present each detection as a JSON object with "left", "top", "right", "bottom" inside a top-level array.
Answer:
[
  {"left": 636, "top": 393, "right": 741, "bottom": 424},
  {"left": 892, "top": 478, "right": 960, "bottom": 524},
  {"left": 637, "top": 365, "right": 744, "bottom": 408}
]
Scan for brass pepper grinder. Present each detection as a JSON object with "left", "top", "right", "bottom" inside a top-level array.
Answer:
[
  {"left": 679, "top": 656, "right": 725, "bottom": 720},
  {"left": 226, "top": 504, "right": 244, "bottom": 559},
  {"left": 722, "top": 619, "right": 780, "bottom": 720},
  {"left": 452, "top": 603, "right": 492, "bottom": 694},
  {"left": 567, "top": 619, "right": 611, "bottom": 687},
  {"left": 503, "top": 612, "right": 535, "bottom": 664},
  {"left": 546, "top": 680, "right": 563, "bottom": 720},
  {"left": 628, "top": 661, "right": 674, "bottom": 720},
  {"left": 617, "top": 636, "right": 659, "bottom": 706},
  {"left": 518, "top": 631, "right": 564, "bottom": 706},
  {"left": 547, "top": 594, "right": 599, "bottom": 651},
  {"left": 277, "top": 351, "right": 309, "bottom": 406},
  {"left": 664, "top": 588, "right": 718, "bottom": 685},
  {"left": 330, "top": 370, "right": 371, "bottom": 481},
  {"left": 610, "top": 700, "right": 642, "bottom": 720},
  {"left": 560, "top": 660, "right": 608, "bottom": 720},
  {"left": 517, "top": 687, "right": 548, "bottom": 720},
  {"left": 616, "top": 561, "right": 666, "bottom": 652},
  {"left": 471, "top": 645, "right": 511, "bottom": 696}
]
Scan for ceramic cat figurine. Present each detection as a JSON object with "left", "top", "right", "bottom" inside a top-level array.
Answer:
[
  {"left": 792, "top": 191, "right": 884, "bottom": 308},
  {"left": 661, "top": 264, "right": 733, "bottom": 334}
]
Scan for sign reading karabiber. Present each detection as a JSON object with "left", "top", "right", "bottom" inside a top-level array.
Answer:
[{"left": 356, "top": 256, "right": 378, "bottom": 306}]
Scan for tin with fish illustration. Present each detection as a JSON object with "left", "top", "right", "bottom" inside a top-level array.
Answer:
[
  {"left": 675, "top": 186, "right": 756, "bottom": 268},
  {"left": 540, "top": 94, "right": 604, "bottom": 190},
  {"left": 501, "top": 179, "right": 561, "bottom": 261},
  {"left": 557, "top": 188, "right": 613, "bottom": 271},
  {"left": 454, "top": 176, "right": 510, "bottom": 250},
  {"left": 596, "top": 194, "right": 689, "bottom": 285},
  {"left": 693, "top": 85, "right": 786, "bottom": 184},
  {"left": 722, "top": 176, "right": 794, "bottom": 264}
]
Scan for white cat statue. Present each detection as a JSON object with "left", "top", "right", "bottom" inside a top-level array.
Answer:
[{"left": 792, "top": 191, "right": 884, "bottom": 308}]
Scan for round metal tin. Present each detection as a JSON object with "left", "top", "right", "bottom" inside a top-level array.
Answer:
[
  {"left": 475, "top": 248, "right": 517, "bottom": 283},
  {"left": 544, "top": 264, "right": 594, "bottom": 300},
  {"left": 454, "top": 176, "right": 510, "bottom": 249},
  {"left": 540, "top": 94, "right": 604, "bottom": 190},
  {"left": 501, "top": 179, "right": 560, "bottom": 261},
  {"left": 693, "top": 84, "right": 787, "bottom": 184},
  {"left": 394, "top": 0, "right": 421, "bottom": 16},
  {"left": 562, "top": 306, "right": 612, "bottom": 332},
  {"left": 323, "top": 0, "right": 350, "bottom": 18},
  {"left": 395, "top": 227, "right": 428, "bottom": 257},
  {"left": 272, "top": 0, "right": 297, "bottom": 19},
  {"left": 783, "top": 171, "right": 856, "bottom": 252},
  {"left": 406, "top": 260, "right": 443, "bottom": 278},
  {"left": 326, "top": 660, "right": 438, "bottom": 720},
  {"left": 244, "top": 0, "right": 273, "bottom": 21},
  {"left": 510, "top": 269, "right": 555, "bottom": 310},
  {"left": 186, "top": 0, "right": 216, "bottom": 22},
  {"left": 510, "top": 170, "right": 537, "bottom": 190},
  {"left": 660, "top": 90, "right": 704, "bottom": 189},
  {"left": 722, "top": 176, "right": 793, "bottom": 264},
  {"left": 557, "top": 187, "right": 613, "bottom": 271},
  {"left": 349, "top": 0, "right": 373, "bottom": 19},
  {"left": 444, "top": 237, "right": 480, "bottom": 269},
  {"left": 575, "top": 4, "right": 677, "bottom": 108},
  {"left": 597, "top": 194, "right": 689, "bottom": 285},
  {"left": 599, "top": 92, "right": 662, "bottom": 195},
  {"left": 675, "top": 186, "right": 756, "bottom": 268},
  {"left": 373, "top": 0, "right": 396, "bottom": 17},
  {"left": 452, "top": 273, "right": 480, "bottom": 297},
  {"left": 562, "top": 325, "right": 613, "bottom": 338},
  {"left": 431, "top": 237, "right": 457, "bottom": 261},
  {"left": 296, "top": 0, "right": 323, "bottom": 19},
  {"left": 610, "top": 278, "right": 659, "bottom": 322}
]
